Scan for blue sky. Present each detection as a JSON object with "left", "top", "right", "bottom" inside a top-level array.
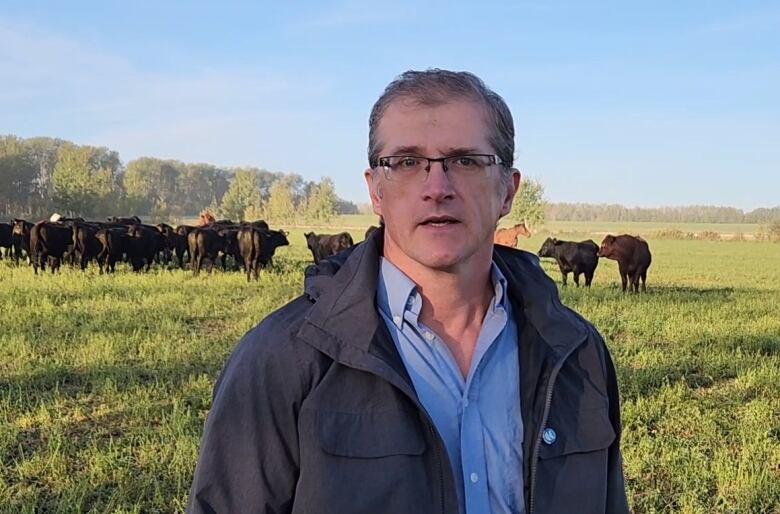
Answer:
[{"left": 1, "top": 1, "right": 778, "bottom": 210}]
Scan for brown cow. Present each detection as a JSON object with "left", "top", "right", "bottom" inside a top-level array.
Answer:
[
  {"left": 304, "top": 232, "right": 354, "bottom": 264},
  {"left": 494, "top": 222, "right": 531, "bottom": 247},
  {"left": 598, "top": 234, "right": 652, "bottom": 292}
]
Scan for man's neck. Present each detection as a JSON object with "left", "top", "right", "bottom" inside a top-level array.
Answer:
[{"left": 383, "top": 246, "right": 495, "bottom": 378}]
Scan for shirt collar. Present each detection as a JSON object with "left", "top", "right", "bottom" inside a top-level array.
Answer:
[
  {"left": 377, "top": 257, "right": 509, "bottom": 330},
  {"left": 377, "top": 257, "right": 418, "bottom": 329}
]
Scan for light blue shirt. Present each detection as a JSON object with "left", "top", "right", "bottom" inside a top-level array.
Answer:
[{"left": 377, "top": 258, "right": 524, "bottom": 514}]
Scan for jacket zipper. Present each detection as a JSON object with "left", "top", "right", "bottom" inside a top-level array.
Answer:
[
  {"left": 428, "top": 422, "right": 446, "bottom": 514},
  {"left": 528, "top": 338, "right": 587, "bottom": 514}
]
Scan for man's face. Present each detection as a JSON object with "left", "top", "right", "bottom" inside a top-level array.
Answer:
[{"left": 364, "top": 98, "right": 520, "bottom": 273}]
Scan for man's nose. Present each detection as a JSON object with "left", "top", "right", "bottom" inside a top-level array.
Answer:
[{"left": 420, "top": 161, "right": 455, "bottom": 201}]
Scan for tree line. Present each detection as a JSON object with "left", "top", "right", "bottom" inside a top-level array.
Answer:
[
  {"left": 0, "top": 135, "right": 357, "bottom": 223},
  {"left": 4, "top": 134, "right": 776, "bottom": 225},
  {"left": 545, "top": 202, "right": 780, "bottom": 224}
]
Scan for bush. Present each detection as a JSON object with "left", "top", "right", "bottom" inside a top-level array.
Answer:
[
  {"left": 696, "top": 231, "right": 721, "bottom": 241},
  {"left": 651, "top": 228, "right": 688, "bottom": 240},
  {"left": 756, "top": 221, "right": 780, "bottom": 242}
]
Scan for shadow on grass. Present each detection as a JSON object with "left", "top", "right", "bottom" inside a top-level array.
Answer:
[
  {"left": 1, "top": 357, "right": 222, "bottom": 404},
  {"left": 616, "top": 333, "right": 780, "bottom": 401}
]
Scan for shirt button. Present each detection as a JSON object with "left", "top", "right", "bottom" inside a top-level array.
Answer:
[
  {"left": 542, "top": 427, "right": 557, "bottom": 445},
  {"left": 470, "top": 472, "right": 479, "bottom": 483},
  {"left": 392, "top": 315, "right": 402, "bottom": 326},
  {"left": 424, "top": 331, "right": 435, "bottom": 341}
]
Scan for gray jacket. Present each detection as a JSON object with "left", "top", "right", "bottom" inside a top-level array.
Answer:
[{"left": 187, "top": 230, "right": 629, "bottom": 514}]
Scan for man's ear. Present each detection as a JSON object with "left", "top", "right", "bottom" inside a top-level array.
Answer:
[
  {"left": 364, "top": 168, "right": 384, "bottom": 216},
  {"left": 500, "top": 168, "right": 522, "bottom": 217}
]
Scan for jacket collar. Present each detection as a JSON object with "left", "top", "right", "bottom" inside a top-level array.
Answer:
[{"left": 298, "top": 227, "right": 588, "bottom": 364}]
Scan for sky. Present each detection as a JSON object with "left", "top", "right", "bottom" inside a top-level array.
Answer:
[{"left": 1, "top": 0, "right": 778, "bottom": 210}]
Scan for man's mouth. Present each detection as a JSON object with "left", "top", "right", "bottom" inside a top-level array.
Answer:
[{"left": 420, "top": 216, "right": 460, "bottom": 227}]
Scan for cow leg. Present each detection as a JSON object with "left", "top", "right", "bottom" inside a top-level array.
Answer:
[
  {"left": 585, "top": 271, "right": 593, "bottom": 287},
  {"left": 617, "top": 263, "right": 628, "bottom": 292},
  {"left": 640, "top": 270, "right": 647, "bottom": 292},
  {"left": 559, "top": 268, "right": 568, "bottom": 286},
  {"left": 632, "top": 273, "right": 641, "bottom": 293},
  {"left": 573, "top": 272, "right": 581, "bottom": 287}
]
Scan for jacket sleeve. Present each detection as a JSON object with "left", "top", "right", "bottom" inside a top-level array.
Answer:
[
  {"left": 602, "top": 336, "right": 630, "bottom": 513},
  {"left": 187, "top": 320, "right": 309, "bottom": 514}
]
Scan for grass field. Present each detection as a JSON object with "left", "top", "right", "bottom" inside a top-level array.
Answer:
[{"left": 1, "top": 222, "right": 779, "bottom": 513}]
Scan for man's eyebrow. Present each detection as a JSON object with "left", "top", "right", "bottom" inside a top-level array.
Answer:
[
  {"left": 440, "top": 147, "right": 482, "bottom": 156},
  {"left": 385, "top": 145, "right": 425, "bottom": 155},
  {"left": 384, "top": 146, "right": 483, "bottom": 156}
]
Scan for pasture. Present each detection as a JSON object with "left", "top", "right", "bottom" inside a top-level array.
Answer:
[{"left": 1, "top": 223, "right": 779, "bottom": 513}]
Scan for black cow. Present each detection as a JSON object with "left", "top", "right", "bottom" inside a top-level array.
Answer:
[
  {"left": 29, "top": 221, "right": 73, "bottom": 274},
  {"left": 304, "top": 232, "right": 354, "bottom": 264},
  {"left": 189, "top": 228, "right": 230, "bottom": 276},
  {"left": 216, "top": 227, "right": 241, "bottom": 271},
  {"left": 598, "top": 234, "right": 652, "bottom": 292},
  {"left": 96, "top": 227, "right": 128, "bottom": 273},
  {"left": 259, "top": 229, "right": 289, "bottom": 268},
  {"left": 11, "top": 219, "right": 33, "bottom": 264},
  {"left": 0, "top": 222, "right": 12, "bottom": 259},
  {"left": 72, "top": 222, "right": 103, "bottom": 270},
  {"left": 125, "top": 224, "right": 167, "bottom": 272},
  {"left": 538, "top": 238, "right": 600, "bottom": 287},
  {"left": 174, "top": 225, "right": 196, "bottom": 267},
  {"left": 238, "top": 226, "right": 263, "bottom": 281},
  {"left": 238, "top": 228, "right": 290, "bottom": 281}
]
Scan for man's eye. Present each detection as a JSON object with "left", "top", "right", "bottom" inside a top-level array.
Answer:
[
  {"left": 398, "top": 157, "right": 419, "bottom": 168},
  {"left": 454, "top": 156, "right": 478, "bottom": 167}
]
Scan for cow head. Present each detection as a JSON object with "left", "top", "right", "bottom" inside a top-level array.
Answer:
[
  {"left": 304, "top": 232, "right": 316, "bottom": 250},
  {"left": 598, "top": 235, "right": 617, "bottom": 257},
  {"left": 537, "top": 237, "right": 558, "bottom": 257},
  {"left": 267, "top": 230, "right": 290, "bottom": 249},
  {"left": 12, "top": 219, "right": 29, "bottom": 236}
]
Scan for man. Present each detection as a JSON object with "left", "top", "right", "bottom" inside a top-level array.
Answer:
[{"left": 188, "top": 69, "right": 628, "bottom": 514}]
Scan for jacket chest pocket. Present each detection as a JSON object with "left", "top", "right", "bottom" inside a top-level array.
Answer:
[
  {"left": 317, "top": 409, "right": 426, "bottom": 457},
  {"left": 538, "top": 406, "right": 615, "bottom": 460},
  {"left": 294, "top": 409, "right": 435, "bottom": 514},
  {"left": 534, "top": 406, "right": 616, "bottom": 514}
]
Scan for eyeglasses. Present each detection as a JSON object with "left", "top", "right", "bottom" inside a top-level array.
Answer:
[{"left": 373, "top": 154, "right": 505, "bottom": 182}]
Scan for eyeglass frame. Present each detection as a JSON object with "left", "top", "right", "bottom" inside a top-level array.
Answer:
[{"left": 370, "top": 153, "right": 506, "bottom": 181}]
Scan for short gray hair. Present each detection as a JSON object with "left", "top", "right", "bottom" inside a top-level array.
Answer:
[{"left": 368, "top": 69, "right": 515, "bottom": 170}]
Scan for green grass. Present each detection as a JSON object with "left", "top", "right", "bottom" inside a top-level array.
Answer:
[{"left": 1, "top": 223, "right": 779, "bottom": 513}]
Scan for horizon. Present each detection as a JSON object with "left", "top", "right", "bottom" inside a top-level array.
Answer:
[{"left": 2, "top": 1, "right": 778, "bottom": 210}]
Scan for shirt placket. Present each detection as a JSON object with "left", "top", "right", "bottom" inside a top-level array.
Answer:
[{"left": 460, "top": 371, "right": 491, "bottom": 513}]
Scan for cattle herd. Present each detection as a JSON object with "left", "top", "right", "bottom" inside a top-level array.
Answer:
[
  {"left": 1, "top": 216, "right": 652, "bottom": 292},
  {"left": 0, "top": 215, "right": 374, "bottom": 282}
]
